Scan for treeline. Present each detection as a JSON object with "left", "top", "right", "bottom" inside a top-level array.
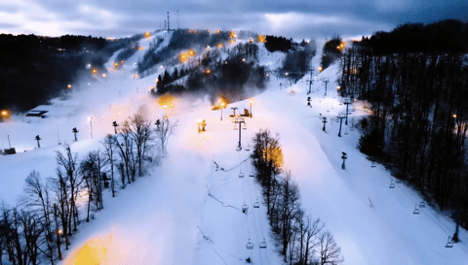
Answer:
[
  {"left": 339, "top": 20, "right": 468, "bottom": 231},
  {"left": 153, "top": 42, "right": 267, "bottom": 105},
  {"left": 0, "top": 34, "right": 136, "bottom": 112},
  {"left": 251, "top": 129, "right": 343, "bottom": 264},
  {"left": 321, "top": 36, "right": 342, "bottom": 70},
  {"left": 137, "top": 29, "right": 231, "bottom": 74},
  {"left": 0, "top": 113, "right": 177, "bottom": 264},
  {"left": 264, "top": 36, "right": 292, "bottom": 52},
  {"left": 281, "top": 39, "right": 317, "bottom": 82}
]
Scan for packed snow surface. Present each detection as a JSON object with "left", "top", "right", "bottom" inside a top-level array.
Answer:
[{"left": 0, "top": 31, "right": 467, "bottom": 264}]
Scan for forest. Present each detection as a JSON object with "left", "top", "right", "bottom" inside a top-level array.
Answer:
[
  {"left": 0, "top": 34, "right": 136, "bottom": 114},
  {"left": 0, "top": 112, "right": 177, "bottom": 264},
  {"left": 338, "top": 19, "right": 468, "bottom": 234}
]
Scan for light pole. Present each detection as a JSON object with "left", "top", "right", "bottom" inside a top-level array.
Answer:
[
  {"left": 322, "top": 117, "right": 327, "bottom": 132},
  {"left": 341, "top": 152, "right": 347, "bottom": 170},
  {"left": 220, "top": 102, "right": 225, "bottom": 120},
  {"left": 155, "top": 119, "right": 160, "bottom": 131},
  {"left": 89, "top": 117, "right": 93, "bottom": 139},
  {"left": 249, "top": 100, "right": 253, "bottom": 118}
]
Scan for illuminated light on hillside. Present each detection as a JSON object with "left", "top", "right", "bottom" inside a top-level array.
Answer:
[
  {"left": 217, "top": 43, "right": 223, "bottom": 48},
  {"left": 120, "top": 60, "right": 125, "bottom": 64},
  {"left": 187, "top": 49, "right": 195, "bottom": 57},
  {"left": 230, "top": 31, "right": 236, "bottom": 38},
  {"left": 205, "top": 69, "right": 211, "bottom": 75},
  {"left": 205, "top": 45, "right": 211, "bottom": 50},
  {"left": 102, "top": 73, "right": 107, "bottom": 78},
  {"left": 206, "top": 29, "right": 210, "bottom": 33},
  {"left": 216, "top": 29, "right": 221, "bottom": 34},
  {"left": 92, "top": 68, "right": 98, "bottom": 74},
  {"left": 318, "top": 66, "right": 323, "bottom": 72},
  {"left": 193, "top": 30, "right": 197, "bottom": 34},
  {"left": 249, "top": 38, "right": 254, "bottom": 43},
  {"left": 67, "top": 84, "right": 72, "bottom": 89},
  {"left": 1, "top": 109, "right": 11, "bottom": 119},
  {"left": 229, "top": 39, "right": 235, "bottom": 45},
  {"left": 188, "top": 30, "right": 193, "bottom": 33},
  {"left": 144, "top": 32, "right": 151, "bottom": 38},
  {"left": 113, "top": 62, "right": 119, "bottom": 68},
  {"left": 179, "top": 52, "right": 188, "bottom": 63},
  {"left": 257, "top": 35, "right": 266, "bottom": 43},
  {"left": 138, "top": 47, "right": 144, "bottom": 50}
]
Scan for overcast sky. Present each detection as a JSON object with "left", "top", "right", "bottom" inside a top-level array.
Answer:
[{"left": 1, "top": 0, "right": 467, "bottom": 40}]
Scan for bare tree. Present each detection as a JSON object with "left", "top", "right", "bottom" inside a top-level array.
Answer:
[
  {"left": 115, "top": 120, "right": 135, "bottom": 184},
  {"left": 156, "top": 116, "right": 178, "bottom": 157},
  {"left": 49, "top": 172, "right": 70, "bottom": 250},
  {"left": 23, "top": 171, "right": 55, "bottom": 264},
  {"left": 129, "top": 114, "right": 153, "bottom": 176},
  {"left": 317, "top": 231, "right": 344, "bottom": 265},
  {"left": 55, "top": 145, "right": 81, "bottom": 232},
  {"left": 102, "top": 134, "right": 116, "bottom": 197}
]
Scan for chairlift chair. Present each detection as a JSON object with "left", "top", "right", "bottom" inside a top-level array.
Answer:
[
  {"left": 327, "top": 109, "right": 330, "bottom": 112},
  {"left": 371, "top": 162, "right": 376, "bottom": 167},
  {"left": 249, "top": 171, "right": 254, "bottom": 177},
  {"left": 246, "top": 239, "right": 254, "bottom": 250},
  {"left": 242, "top": 203, "right": 249, "bottom": 213},
  {"left": 239, "top": 171, "right": 245, "bottom": 178},
  {"left": 446, "top": 237, "right": 454, "bottom": 248},
  {"left": 413, "top": 204, "right": 420, "bottom": 214},
  {"left": 419, "top": 201, "right": 426, "bottom": 208},
  {"left": 234, "top": 125, "right": 239, "bottom": 130},
  {"left": 389, "top": 179, "right": 395, "bottom": 189},
  {"left": 344, "top": 129, "right": 349, "bottom": 135},
  {"left": 253, "top": 201, "right": 260, "bottom": 208},
  {"left": 259, "top": 239, "right": 267, "bottom": 249}
]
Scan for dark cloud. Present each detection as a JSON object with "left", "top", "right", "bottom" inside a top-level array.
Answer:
[{"left": 0, "top": 0, "right": 466, "bottom": 39}]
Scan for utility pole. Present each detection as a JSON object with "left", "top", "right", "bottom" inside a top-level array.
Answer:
[
  {"left": 343, "top": 98, "right": 352, "bottom": 125},
  {"left": 307, "top": 67, "right": 314, "bottom": 94},
  {"left": 322, "top": 78, "right": 330, "bottom": 96},
  {"left": 234, "top": 118, "right": 246, "bottom": 151},
  {"left": 337, "top": 114, "right": 346, "bottom": 137},
  {"left": 167, "top": 12, "right": 170, "bottom": 31}
]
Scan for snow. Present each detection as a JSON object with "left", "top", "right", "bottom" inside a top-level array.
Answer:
[{"left": 1, "top": 31, "right": 467, "bottom": 265}]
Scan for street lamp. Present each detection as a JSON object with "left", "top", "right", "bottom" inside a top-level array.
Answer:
[
  {"left": 341, "top": 152, "right": 347, "bottom": 169},
  {"left": 249, "top": 100, "right": 253, "bottom": 118}
]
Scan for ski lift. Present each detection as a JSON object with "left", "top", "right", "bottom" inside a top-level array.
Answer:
[
  {"left": 242, "top": 123, "right": 247, "bottom": 130},
  {"left": 249, "top": 171, "right": 254, "bottom": 177},
  {"left": 259, "top": 239, "right": 267, "bottom": 249},
  {"left": 239, "top": 171, "right": 245, "bottom": 178},
  {"left": 236, "top": 146, "right": 242, "bottom": 151},
  {"left": 331, "top": 105, "right": 335, "bottom": 109},
  {"left": 419, "top": 201, "right": 426, "bottom": 208},
  {"left": 344, "top": 128, "right": 349, "bottom": 135},
  {"left": 389, "top": 179, "right": 395, "bottom": 189},
  {"left": 319, "top": 99, "right": 322, "bottom": 102},
  {"left": 326, "top": 109, "right": 330, "bottom": 112},
  {"left": 246, "top": 239, "right": 254, "bottom": 250},
  {"left": 245, "top": 146, "right": 250, "bottom": 151},
  {"left": 371, "top": 161, "right": 376, "bottom": 167},
  {"left": 234, "top": 125, "right": 239, "bottom": 130},
  {"left": 253, "top": 201, "right": 260, "bottom": 208},
  {"left": 445, "top": 237, "right": 453, "bottom": 248},
  {"left": 242, "top": 203, "right": 249, "bottom": 213},
  {"left": 413, "top": 204, "right": 420, "bottom": 214}
]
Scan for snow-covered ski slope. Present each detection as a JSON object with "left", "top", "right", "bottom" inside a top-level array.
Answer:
[{"left": 0, "top": 30, "right": 467, "bottom": 264}]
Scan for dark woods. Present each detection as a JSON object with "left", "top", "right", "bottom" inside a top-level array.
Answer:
[
  {"left": 0, "top": 34, "right": 138, "bottom": 112},
  {"left": 251, "top": 129, "right": 344, "bottom": 265},
  {"left": 339, "top": 19, "right": 468, "bottom": 229},
  {"left": 0, "top": 113, "right": 176, "bottom": 264}
]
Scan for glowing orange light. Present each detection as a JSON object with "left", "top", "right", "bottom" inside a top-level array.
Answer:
[
  {"left": 318, "top": 66, "right": 323, "bottom": 72},
  {"left": 133, "top": 73, "right": 138, "bottom": 78},
  {"left": 91, "top": 68, "right": 98, "bottom": 74},
  {"left": 337, "top": 86, "right": 341, "bottom": 90},
  {"left": 138, "top": 47, "right": 144, "bottom": 50},
  {"left": 206, "top": 45, "right": 211, "bottom": 50},
  {"left": 102, "top": 73, "right": 107, "bottom": 78},
  {"left": 207, "top": 29, "right": 210, "bottom": 33},
  {"left": 205, "top": 69, "right": 211, "bottom": 74},
  {"left": 229, "top": 39, "right": 235, "bottom": 44},
  {"left": 249, "top": 38, "right": 254, "bottom": 43},
  {"left": 113, "top": 62, "right": 119, "bottom": 68},
  {"left": 216, "top": 29, "right": 221, "bottom": 34},
  {"left": 120, "top": 60, "right": 124, "bottom": 64},
  {"left": 67, "top": 84, "right": 72, "bottom": 89},
  {"left": 187, "top": 49, "right": 195, "bottom": 57},
  {"left": 193, "top": 30, "right": 197, "bottom": 34},
  {"left": 144, "top": 31, "right": 150, "bottom": 37},
  {"left": 217, "top": 43, "right": 223, "bottom": 48},
  {"left": 257, "top": 35, "right": 266, "bottom": 43},
  {"left": 179, "top": 52, "right": 188, "bottom": 63},
  {"left": 242, "top": 58, "right": 246, "bottom": 62},
  {"left": 230, "top": 31, "right": 236, "bottom": 38},
  {"left": 453, "top": 114, "right": 457, "bottom": 118},
  {"left": 188, "top": 30, "right": 192, "bottom": 33}
]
